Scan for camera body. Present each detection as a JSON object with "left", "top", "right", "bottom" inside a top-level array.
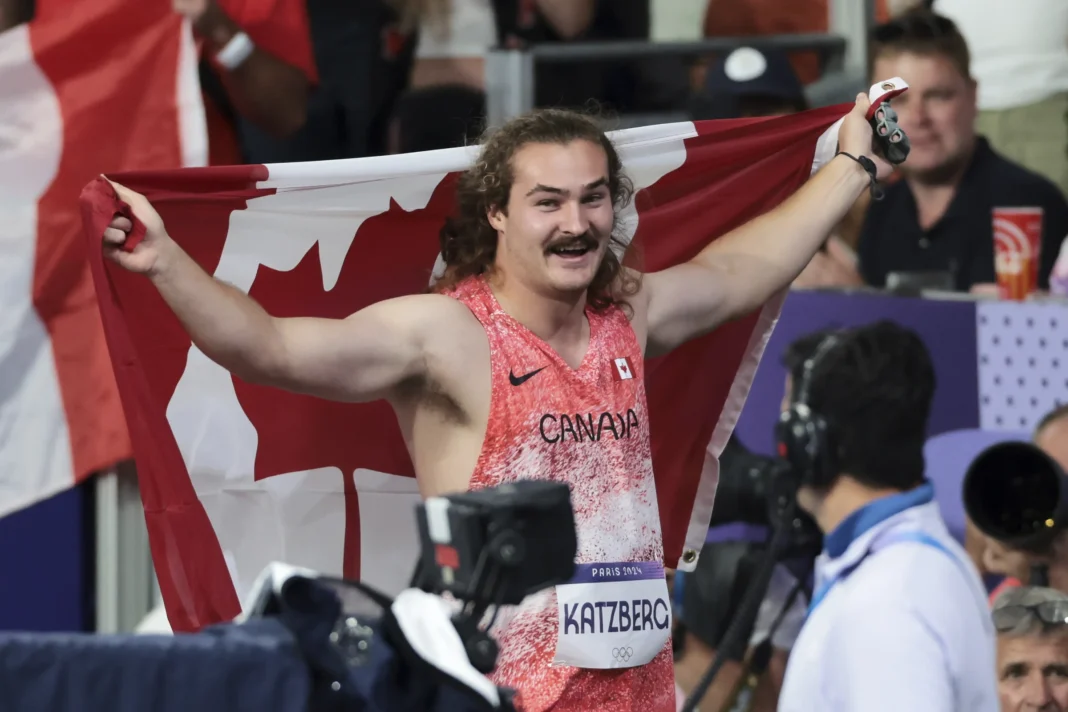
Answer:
[
  {"left": 710, "top": 436, "right": 822, "bottom": 557},
  {"left": 413, "top": 479, "right": 577, "bottom": 606}
]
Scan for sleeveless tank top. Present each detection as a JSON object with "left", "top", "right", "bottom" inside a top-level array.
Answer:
[{"left": 446, "top": 276, "right": 675, "bottom": 712}]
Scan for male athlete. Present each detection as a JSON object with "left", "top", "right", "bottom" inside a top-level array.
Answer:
[{"left": 102, "top": 96, "right": 890, "bottom": 712}]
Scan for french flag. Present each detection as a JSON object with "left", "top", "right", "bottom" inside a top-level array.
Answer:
[{"left": 0, "top": 0, "right": 315, "bottom": 520}]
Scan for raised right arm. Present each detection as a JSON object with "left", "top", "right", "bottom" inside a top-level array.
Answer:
[{"left": 103, "top": 181, "right": 439, "bottom": 404}]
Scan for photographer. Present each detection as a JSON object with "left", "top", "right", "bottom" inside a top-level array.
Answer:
[
  {"left": 775, "top": 321, "right": 998, "bottom": 711},
  {"left": 674, "top": 331, "right": 830, "bottom": 711},
  {"left": 972, "top": 405, "right": 1068, "bottom": 596}
]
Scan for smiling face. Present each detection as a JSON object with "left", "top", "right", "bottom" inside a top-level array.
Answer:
[{"left": 487, "top": 139, "right": 616, "bottom": 299}]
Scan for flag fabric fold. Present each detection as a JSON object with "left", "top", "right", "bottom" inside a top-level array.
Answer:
[
  {"left": 82, "top": 105, "right": 847, "bottom": 632},
  {"left": 0, "top": 0, "right": 204, "bottom": 519},
  {"left": 0, "top": 0, "right": 317, "bottom": 520}
]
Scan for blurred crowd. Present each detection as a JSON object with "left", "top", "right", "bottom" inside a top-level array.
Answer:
[
  {"left": 4, "top": 0, "right": 1068, "bottom": 710},
  {"left": 5, "top": 0, "right": 1064, "bottom": 297}
]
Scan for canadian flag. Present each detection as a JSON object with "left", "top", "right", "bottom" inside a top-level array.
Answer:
[
  {"left": 613, "top": 356, "right": 635, "bottom": 381},
  {"left": 82, "top": 107, "right": 844, "bottom": 632},
  {"left": 0, "top": 0, "right": 315, "bottom": 520}
]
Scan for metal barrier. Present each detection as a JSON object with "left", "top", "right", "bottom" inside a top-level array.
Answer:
[
  {"left": 95, "top": 462, "right": 156, "bottom": 633},
  {"left": 485, "top": 0, "right": 877, "bottom": 129}
]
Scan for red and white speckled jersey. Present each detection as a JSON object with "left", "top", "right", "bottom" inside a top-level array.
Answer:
[{"left": 447, "top": 275, "right": 675, "bottom": 712}]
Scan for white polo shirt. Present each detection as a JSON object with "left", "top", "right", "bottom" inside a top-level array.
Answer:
[{"left": 778, "top": 484, "right": 998, "bottom": 711}]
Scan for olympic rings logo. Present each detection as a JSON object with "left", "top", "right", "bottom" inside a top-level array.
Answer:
[{"left": 612, "top": 647, "right": 633, "bottom": 663}]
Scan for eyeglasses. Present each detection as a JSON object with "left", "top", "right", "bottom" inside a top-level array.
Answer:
[
  {"left": 872, "top": 13, "right": 956, "bottom": 44},
  {"left": 993, "top": 601, "right": 1068, "bottom": 632}
]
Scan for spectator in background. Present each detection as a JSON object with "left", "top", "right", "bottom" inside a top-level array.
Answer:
[
  {"left": 992, "top": 586, "right": 1068, "bottom": 711},
  {"left": 393, "top": 0, "right": 594, "bottom": 152},
  {"left": 689, "top": 46, "right": 807, "bottom": 120},
  {"left": 174, "top": 0, "right": 318, "bottom": 166},
  {"left": 221, "top": 0, "right": 414, "bottom": 164},
  {"left": 934, "top": 0, "right": 1068, "bottom": 198},
  {"left": 800, "top": 10, "right": 1068, "bottom": 294},
  {"left": 408, "top": 0, "right": 594, "bottom": 94},
  {"left": 394, "top": 0, "right": 686, "bottom": 152},
  {"left": 699, "top": 0, "right": 911, "bottom": 87},
  {"left": 0, "top": 0, "right": 31, "bottom": 31}
]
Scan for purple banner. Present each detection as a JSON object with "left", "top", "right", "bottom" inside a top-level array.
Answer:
[
  {"left": 569, "top": 561, "right": 665, "bottom": 584},
  {"left": 734, "top": 289, "right": 980, "bottom": 543}
]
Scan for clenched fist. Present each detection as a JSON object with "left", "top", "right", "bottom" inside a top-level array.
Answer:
[
  {"left": 101, "top": 180, "right": 173, "bottom": 277},
  {"left": 837, "top": 93, "right": 894, "bottom": 182}
]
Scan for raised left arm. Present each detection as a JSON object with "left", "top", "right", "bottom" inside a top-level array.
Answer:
[{"left": 641, "top": 95, "right": 887, "bottom": 358}]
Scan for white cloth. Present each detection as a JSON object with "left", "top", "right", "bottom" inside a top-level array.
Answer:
[
  {"left": 415, "top": 0, "right": 496, "bottom": 59},
  {"left": 778, "top": 501, "right": 998, "bottom": 712},
  {"left": 934, "top": 0, "right": 1068, "bottom": 110}
]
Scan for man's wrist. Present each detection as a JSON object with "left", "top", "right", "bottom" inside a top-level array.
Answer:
[
  {"left": 194, "top": 2, "right": 240, "bottom": 51},
  {"left": 834, "top": 152, "right": 882, "bottom": 199},
  {"left": 145, "top": 235, "right": 180, "bottom": 283}
]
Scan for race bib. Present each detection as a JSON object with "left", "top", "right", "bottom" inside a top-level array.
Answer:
[{"left": 552, "top": 561, "right": 672, "bottom": 669}]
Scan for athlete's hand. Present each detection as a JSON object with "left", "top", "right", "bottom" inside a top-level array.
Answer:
[
  {"left": 101, "top": 179, "right": 174, "bottom": 277},
  {"left": 837, "top": 93, "right": 894, "bottom": 181}
]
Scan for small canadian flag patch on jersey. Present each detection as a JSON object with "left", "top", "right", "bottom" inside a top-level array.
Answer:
[{"left": 613, "top": 357, "right": 635, "bottom": 381}]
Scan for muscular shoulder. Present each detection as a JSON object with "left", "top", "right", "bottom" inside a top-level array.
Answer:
[
  {"left": 385, "top": 292, "right": 487, "bottom": 404},
  {"left": 386, "top": 292, "right": 478, "bottom": 336}
]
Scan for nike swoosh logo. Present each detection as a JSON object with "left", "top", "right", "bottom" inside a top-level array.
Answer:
[{"left": 509, "top": 367, "right": 546, "bottom": 386}]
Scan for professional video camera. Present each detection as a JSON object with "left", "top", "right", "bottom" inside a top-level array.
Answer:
[
  {"left": 963, "top": 441, "right": 1068, "bottom": 555},
  {"left": 708, "top": 435, "right": 823, "bottom": 558},
  {"left": 0, "top": 479, "right": 578, "bottom": 712}
]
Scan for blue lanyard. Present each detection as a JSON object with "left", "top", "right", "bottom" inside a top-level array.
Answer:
[{"left": 806, "top": 530, "right": 957, "bottom": 617}]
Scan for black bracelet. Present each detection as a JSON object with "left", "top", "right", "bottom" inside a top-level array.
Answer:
[{"left": 836, "top": 151, "right": 884, "bottom": 201}]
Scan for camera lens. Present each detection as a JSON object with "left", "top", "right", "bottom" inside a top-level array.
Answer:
[{"left": 964, "top": 442, "right": 1065, "bottom": 551}]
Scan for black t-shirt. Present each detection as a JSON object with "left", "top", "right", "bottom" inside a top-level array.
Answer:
[{"left": 858, "top": 137, "right": 1068, "bottom": 292}]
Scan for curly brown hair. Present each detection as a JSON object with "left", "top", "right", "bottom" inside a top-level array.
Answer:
[{"left": 433, "top": 108, "right": 642, "bottom": 313}]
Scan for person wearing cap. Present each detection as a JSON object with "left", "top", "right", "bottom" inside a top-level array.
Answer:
[
  {"left": 689, "top": 46, "right": 808, "bottom": 121},
  {"left": 992, "top": 586, "right": 1068, "bottom": 711}
]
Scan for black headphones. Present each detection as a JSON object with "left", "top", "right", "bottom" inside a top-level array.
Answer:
[{"left": 774, "top": 332, "right": 845, "bottom": 489}]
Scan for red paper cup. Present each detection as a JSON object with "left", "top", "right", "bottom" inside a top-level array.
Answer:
[{"left": 993, "top": 207, "right": 1043, "bottom": 300}]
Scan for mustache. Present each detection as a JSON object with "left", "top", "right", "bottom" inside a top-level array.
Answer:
[{"left": 545, "top": 233, "right": 599, "bottom": 250}]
